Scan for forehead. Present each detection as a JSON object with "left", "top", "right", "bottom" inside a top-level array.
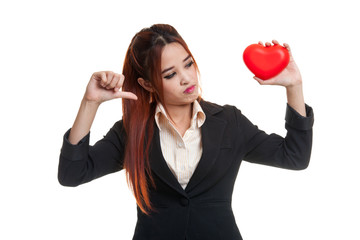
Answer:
[{"left": 161, "top": 42, "right": 189, "bottom": 68}]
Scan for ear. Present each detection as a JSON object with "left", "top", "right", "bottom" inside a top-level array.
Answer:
[{"left": 137, "top": 78, "right": 154, "bottom": 92}]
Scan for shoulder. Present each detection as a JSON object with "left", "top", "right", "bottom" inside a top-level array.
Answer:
[
  {"left": 199, "top": 99, "right": 242, "bottom": 117},
  {"left": 112, "top": 119, "right": 124, "bottom": 130},
  {"left": 105, "top": 120, "right": 127, "bottom": 144}
]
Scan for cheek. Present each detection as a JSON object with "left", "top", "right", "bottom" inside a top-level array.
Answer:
[
  {"left": 162, "top": 81, "right": 173, "bottom": 93},
  {"left": 190, "top": 68, "right": 198, "bottom": 80},
  {"left": 162, "top": 82, "right": 177, "bottom": 100}
]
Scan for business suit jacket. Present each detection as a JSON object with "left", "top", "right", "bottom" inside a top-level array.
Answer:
[{"left": 58, "top": 100, "right": 314, "bottom": 240}]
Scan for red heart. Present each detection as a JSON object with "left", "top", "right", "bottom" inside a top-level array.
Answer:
[{"left": 243, "top": 44, "right": 290, "bottom": 80}]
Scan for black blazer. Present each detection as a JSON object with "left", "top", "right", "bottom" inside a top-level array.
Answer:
[{"left": 58, "top": 100, "right": 314, "bottom": 240}]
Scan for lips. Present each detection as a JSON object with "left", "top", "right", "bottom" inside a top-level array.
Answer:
[{"left": 184, "top": 85, "right": 195, "bottom": 94}]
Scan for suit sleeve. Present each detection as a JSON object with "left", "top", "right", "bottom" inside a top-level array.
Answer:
[
  {"left": 239, "top": 104, "right": 314, "bottom": 170},
  {"left": 58, "top": 120, "right": 126, "bottom": 186}
]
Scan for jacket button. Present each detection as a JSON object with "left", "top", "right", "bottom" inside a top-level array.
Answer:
[{"left": 180, "top": 198, "right": 189, "bottom": 206}]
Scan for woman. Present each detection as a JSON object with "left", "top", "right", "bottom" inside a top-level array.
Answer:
[{"left": 58, "top": 24, "right": 314, "bottom": 240}]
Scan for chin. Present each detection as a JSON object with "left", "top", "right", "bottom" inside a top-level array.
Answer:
[{"left": 185, "top": 93, "right": 199, "bottom": 103}]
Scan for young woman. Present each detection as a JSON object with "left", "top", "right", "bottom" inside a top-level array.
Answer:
[{"left": 58, "top": 24, "right": 314, "bottom": 240}]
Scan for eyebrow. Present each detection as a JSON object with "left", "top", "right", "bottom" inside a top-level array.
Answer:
[{"left": 161, "top": 55, "right": 192, "bottom": 74}]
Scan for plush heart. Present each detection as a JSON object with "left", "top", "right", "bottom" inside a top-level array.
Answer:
[{"left": 243, "top": 44, "right": 290, "bottom": 80}]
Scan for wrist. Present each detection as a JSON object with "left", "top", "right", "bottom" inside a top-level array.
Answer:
[
  {"left": 82, "top": 96, "right": 101, "bottom": 108},
  {"left": 285, "top": 79, "right": 303, "bottom": 91},
  {"left": 69, "top": 97, "right": 99, "bottom": 145},
  {"left": 285, "top": 82, "right": 306, "bottom": 117}
]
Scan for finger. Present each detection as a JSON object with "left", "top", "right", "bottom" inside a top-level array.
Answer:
[
  {"left": 253, "top": 76, "right": 275, "bottom": 85},
  {"left": 103, "top": 71, "right": 115, "bottom": 88},
  {"left": 253, "top": 76, "right": 265, "bottom": 85},
  {"left": 92, "top": 71, "right": 107, "bottom": 87},
  {"left": 101, "top": 72, "right": 111, "bottom": 88},
  {"left": 106, "top": 73, "right": 121, "bottom": 90},
  {"left": 272, "top": 39, "right": 279, "bottom": 45},
  {"left": 265, "top": 42, "right": 271, "bottom": 47},
  {"left": 283, "top": 43, "right": 294, "bottom": 60},
  {"left": 115, "top": 91, "right": 138, "bottom": 100},
  {"left": 258, "top": 41, "right": 264, "bottom": 46},
  {"left": 114, "top": 74, "right": 125, "bottom": 92},
  {"left": 283, "top": 43, "right": 291, "bottom": 52},
  {"left": 97, "top": 71, "right": 110, "bottom": 88}
]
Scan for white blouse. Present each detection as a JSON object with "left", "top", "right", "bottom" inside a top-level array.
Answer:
[{"left": 155, "top": 100, "right": 206, "bottom": 189}]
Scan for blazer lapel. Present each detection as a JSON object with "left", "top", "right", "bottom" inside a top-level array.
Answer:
[
  {"left": 149, "top": 101, "right": 227, "bottom": 196},
  {"left": 185, "top": 101, "right": 227, "bottom": 193},
  {"left": 149, "top": 125, "right": 186, "bottom": 196}
]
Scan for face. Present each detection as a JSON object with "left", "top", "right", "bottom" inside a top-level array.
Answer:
[{"left": 160, "top": 42, "right": 199, "bottom": 108}]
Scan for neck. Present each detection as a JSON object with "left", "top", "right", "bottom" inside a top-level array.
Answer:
[{"left": 165, "top": 103, "right": 193, "bottom": 134}]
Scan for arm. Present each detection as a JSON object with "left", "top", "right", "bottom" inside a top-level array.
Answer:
[
  {"left": 254, "top": 40, "right": 306, "bottom": 116},
  {"left": 240, "top": 104, "right": 314, "bottom": 170},
  {"left": 68, "top": 99, "right": 99, "bottom": 144},
  {"left": 69, "top": 71, "right": 137, "bottom": 144},
  {"left": 243, "top": 40, "right": 313, "bottom": 169},
  {"left": 59, "top": 121, "right": 126, "bottom": 186},
  {"left": 58, "top": 71, "right": 137, "bottom": 186},
  {"left": 286, "top": 84, "right": 306, "bottom": 117}
]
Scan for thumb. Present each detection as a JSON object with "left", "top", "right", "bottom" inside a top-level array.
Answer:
[
  {"left": 254, "top": 76, "right": 277, "bottom": 85},
  {"left": 253, "top": 76, "right": 267, "bottom": 85},
  {"left": 113, "top": 90, "right": 138, "bottom": 100}
]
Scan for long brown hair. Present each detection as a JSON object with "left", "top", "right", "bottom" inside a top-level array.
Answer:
[{"left": 121, "top": 24, "right": 199, "bottom": 214}]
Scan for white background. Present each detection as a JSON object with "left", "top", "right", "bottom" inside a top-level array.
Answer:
[{"left": 1, "top": 0, "right": 359, "bottom": 239}]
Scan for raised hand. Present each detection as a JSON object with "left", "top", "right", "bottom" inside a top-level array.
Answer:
[
  {"left": 68, "top": 71, "right": 137, "bottom": 144},
  {"left": 253, "top": 40, "right": 302, "bottom": 88},
  {"left": 84, "top": 71, "right": 137, "bottom": 104}
]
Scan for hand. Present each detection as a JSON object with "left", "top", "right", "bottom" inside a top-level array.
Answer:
[
  {"left": 253, "top": 40, "right": 302, "bottom": 88},
  {"left": 84, "top": 71, "right": 137, "bottom": 104}
]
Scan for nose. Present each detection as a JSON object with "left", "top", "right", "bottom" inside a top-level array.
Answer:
[{"left": 179, "top": 71, "right": 190, "bottom": 86}]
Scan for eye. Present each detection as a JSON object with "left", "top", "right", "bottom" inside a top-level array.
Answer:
[
  {"left": 164, "top": 72, "right": 176, "bottom": 79},
  {"left": 185, "top": 61, "right": 194, "bottom": 68}
]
